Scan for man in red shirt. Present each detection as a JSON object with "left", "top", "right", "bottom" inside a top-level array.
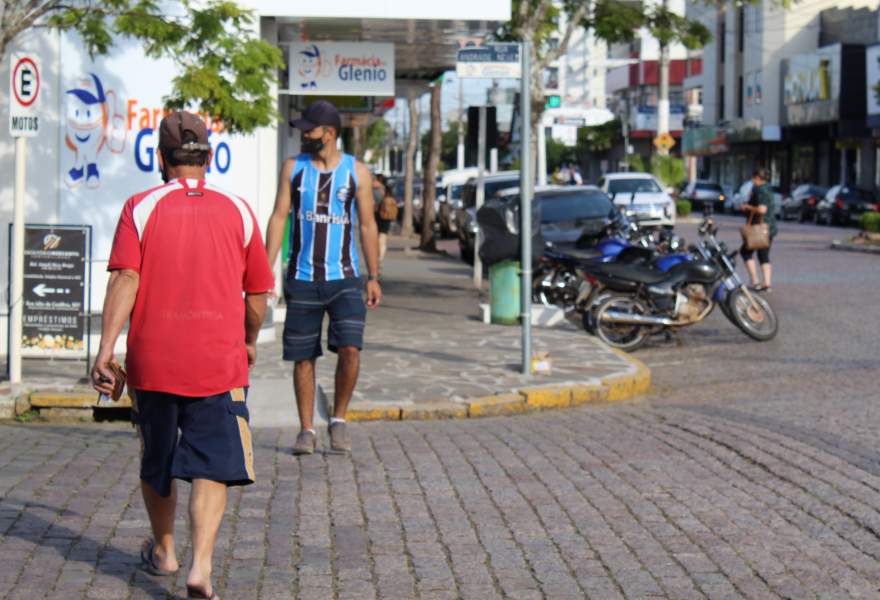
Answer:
[{"left": 91, "top": 111, "right": 274, "bottom": 600}]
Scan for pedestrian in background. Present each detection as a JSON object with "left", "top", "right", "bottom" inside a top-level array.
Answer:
[
  {"left": 374, "top": 173, "right": 398, "bottom": 268},
  {"left": 92, "top": 111, "right": 274, "bottom": 599},
  {"left": 265, "top": 100, "right": 382, "bottom": 456},
  {"left": 741, "top": 167, "right": 777, "bottom": 292}
]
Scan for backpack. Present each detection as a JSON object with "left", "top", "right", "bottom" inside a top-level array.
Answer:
[{"left": 379, "top": 195, "right": 399, "bottom": 221}]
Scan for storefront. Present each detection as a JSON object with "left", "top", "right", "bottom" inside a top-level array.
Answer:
[
  {"left": 0, "top": 1, "right": 510, "bottom": 355},
  {"left": 781, "top": 43, "right": 871, "bottom": 190}
]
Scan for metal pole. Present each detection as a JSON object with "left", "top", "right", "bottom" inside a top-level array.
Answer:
[
  {"left": 520, "top": 41, "right": 532, "bottom": 376},
  {"left": 457, "top": 75, "right": 465, "bottom": 169},
  {"left": 537, "top": 118, "right": 547, "bottom": 186},
  {"left": 473, "top": 106, "right": 486, "bottom": 289},
  {"left": 10, "top": 137, "right": 26, "bottom": 385}
]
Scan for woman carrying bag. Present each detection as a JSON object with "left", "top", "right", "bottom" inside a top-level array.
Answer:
[{"left": 740, "top": 168, "right": 777, "bottom": 292}]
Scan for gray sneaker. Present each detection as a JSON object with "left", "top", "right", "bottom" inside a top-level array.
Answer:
[
  {"left": 292, "top": 430, "right": 317, "bottom": 455},
  {"left": 328, "top": 422, "right": 351, "bottom": 454}
]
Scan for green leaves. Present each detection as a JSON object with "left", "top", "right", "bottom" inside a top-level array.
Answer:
[{"left": 18, "top": 0, "right": 283, "bottom": 134}]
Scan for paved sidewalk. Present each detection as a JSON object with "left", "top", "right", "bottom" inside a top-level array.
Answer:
[
  {"left": 6, "top": 236, "right": 639, "bottom": 428},
  {"left": 246, "top": 238, "right": 636, "bottom": 425}
]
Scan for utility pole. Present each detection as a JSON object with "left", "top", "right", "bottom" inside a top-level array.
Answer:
[{"left": 657, "top": 0, "right": 671, "bottom": 156}]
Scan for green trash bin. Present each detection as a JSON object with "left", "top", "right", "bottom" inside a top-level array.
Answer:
[{"left": 489, "top": 260, "right": 520, "bottom": 325}]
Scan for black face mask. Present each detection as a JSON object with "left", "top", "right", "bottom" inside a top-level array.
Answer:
[{"left": 301, "top": 135, "right": 324, "bottom": 155}]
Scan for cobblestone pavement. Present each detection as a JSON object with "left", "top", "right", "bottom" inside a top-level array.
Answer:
[
  {"left": 4, "top": 400, "right": 880, "bottom": 600},
  {"left": 3, "top": 220, "right": 878, "bottom": 599}
]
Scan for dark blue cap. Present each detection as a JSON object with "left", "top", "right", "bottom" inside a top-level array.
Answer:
[{"left": 291, "top": 100, "right": 341, "bottom": 132}]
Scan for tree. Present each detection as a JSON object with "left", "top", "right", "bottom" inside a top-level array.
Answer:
[
  {"left": 401, "top": 90, "right": 419, "bottom": 238},
  {"left": 420, "top": 82, "right": 442, "bottom": 251},
  {"left": 365, "top": 118, "right": 392, "bottom": 165},
  {"left": 499, "top": 0, "right": 710, "bottom": 183},
  {"left": 0, "top": 0, "right": 283, "bottom": 133}
]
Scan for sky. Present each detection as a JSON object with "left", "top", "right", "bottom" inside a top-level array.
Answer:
[{"left": 383, "top": 72, "right": 522, "bottom": 140}]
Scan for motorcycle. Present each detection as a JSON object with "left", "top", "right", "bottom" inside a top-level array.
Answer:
[
  {"left": 588, "top": 217, "right": 778, "bottom": 352},
  {"left": 533, "top": 210, "right": 685, "bottom": 311}
]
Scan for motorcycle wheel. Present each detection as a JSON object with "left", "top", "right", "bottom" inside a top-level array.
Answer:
[
  {"left": 593, "top": 296, "right": 650, "bottom": 352},
  {"left": 726, "top": 287, "right": 778, "bottom": 341}
]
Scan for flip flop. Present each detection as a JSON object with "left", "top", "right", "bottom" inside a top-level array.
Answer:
[
  {"left": 186, "top": 585, "right": 219, "bottom": 599},
  {"left": 140, "top": 539, "right": 178, "bottom": 577}
]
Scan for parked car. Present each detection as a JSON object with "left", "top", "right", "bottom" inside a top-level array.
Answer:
[
  {"left": 781, "top": 184, "right": 828, "bottom": 222},
  {"left": 815, "top": 185, "right": 879, "bottom": 226},
  {"left": 596, "top": 172, "right": 675, "bottom": 227},
  {"left": 681, "top": 180, "right": 727, "bottom": 212},
  {"left": 726, "top": 180, "right": 784, "bottom": 219},
  {"left": 437, "top": 167, "right": 479, "bottom": 237},
  {"left": 455, "top": 171, "right": 520, "bottom": 262}
]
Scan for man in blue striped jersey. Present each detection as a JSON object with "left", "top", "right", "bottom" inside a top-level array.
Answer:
[{"left": 266, "top": 100, "right": 382, "bottom": 455}]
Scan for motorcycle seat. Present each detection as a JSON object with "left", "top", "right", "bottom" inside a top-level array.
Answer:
[{"left": 592, "top": 262, "right": 670, "bottom": 284}]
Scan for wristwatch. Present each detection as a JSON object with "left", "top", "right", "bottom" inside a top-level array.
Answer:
[{"left": 367, "top": 274, "right": 380, "bottom": 282}]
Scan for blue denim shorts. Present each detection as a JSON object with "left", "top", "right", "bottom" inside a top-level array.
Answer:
[{"left": 282, "top": 277, "right": 367, "bottom": 361}]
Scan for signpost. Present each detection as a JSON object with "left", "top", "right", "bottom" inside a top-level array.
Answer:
[
  {"left": 8, "top": 53, "right": 42, "bottom": 384},
  {"left": 456, "top": 41, "right": 532, "bottom": 375},
  {"left": 653, "top": 132, "right": 676, "bottom": 153},
  {"left": 456, "top": 44, "right": 521, "bottom": 79},
  {"left": 19, "top": 225, "right": 91, "bottom": 360}
]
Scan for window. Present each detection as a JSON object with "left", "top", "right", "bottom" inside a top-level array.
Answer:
[
  {"left": 539, "top": 192, "right": 614, "bottom": 223},
  {"left": 608, "top": 178, "right": 663, "bottom": 194},
  {"left": 737, "top": 76, "right": 743, "bottom": 118}
]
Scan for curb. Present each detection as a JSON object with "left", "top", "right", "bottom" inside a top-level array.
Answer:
[
  {"left": 830, "top": 240, "right": 880, "bottom": 255},
  {"left": 8, "top": 348, "right": 652, "bottom": 424},
  {"left": 346, "top": 348, "right": 652, "bottom": 422}
]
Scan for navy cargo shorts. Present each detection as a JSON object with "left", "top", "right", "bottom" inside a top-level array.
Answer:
[
  {"left": 282, "top": 277, "right": 367, "bottom": 361},
  {"left": 132, "top": 388, "right": 255, "bottom": 497}
]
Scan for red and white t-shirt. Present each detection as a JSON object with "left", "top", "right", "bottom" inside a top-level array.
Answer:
[{"left": 108, "top": 178, "right": 275, "bottom": 397}]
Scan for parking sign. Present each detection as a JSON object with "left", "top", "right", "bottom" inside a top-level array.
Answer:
[{"left": 9, "top": 53, "right": 41, "bottom": 137}]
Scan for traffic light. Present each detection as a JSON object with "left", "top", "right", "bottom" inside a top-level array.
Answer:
[{"left": 545, "top": 95, "right": 561, "bottom": 109}]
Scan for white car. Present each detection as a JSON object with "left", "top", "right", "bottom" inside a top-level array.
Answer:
[
  {"left": 597, "top": 172, "right": 675, "bottom": 227},
  {"left": 726, "top": 180, "right": 784, "bottom": 219}
]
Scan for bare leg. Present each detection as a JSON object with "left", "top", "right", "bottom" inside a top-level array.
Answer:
[
  {"left": 333, "top": 347, "right": 361, "bottom": 419},
  {"left": 378, "top": 233, "right": 388, "bottom": 264},
  {"left": 141, "top": 480, "right": 179, "bottom": 572},
  {"left": 761, "top": 262, "right": 772, "bottom": 288},
  {"left": 294, "top": 359, "right": 317, "bottom": 431},
  {"left": 745, "top": 258, "right": 760, "bottom": 286},
  {"left": 186, "top": 479, "right": 228, "bottom": 598}
]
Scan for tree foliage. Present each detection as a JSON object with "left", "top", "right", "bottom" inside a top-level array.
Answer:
[
  {"left": 1, "top": 0, "right": 283, "bottom": 133},
  {"left": 577, "top": 119, "right": 623, "bottom": 154}
]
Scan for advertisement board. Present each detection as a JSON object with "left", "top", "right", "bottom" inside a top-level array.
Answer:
[
  {"left": 783, "top": 44, "right": 841, "bottom": 126},
  {"left": 58, "top": 33, "right": 260, "bottom": 260},
  {"left": 289, "top": 42, "right": 394, "bottom": 96},
  {"left": 633, "top": 105, "right": 685, "bottom": 132},
  {"left": 16, "top": 225, "right": 90, "bottom": 358}
]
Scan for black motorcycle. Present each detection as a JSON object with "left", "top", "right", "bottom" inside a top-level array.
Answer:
[{"left": 587, "top": 217, "right": 778, "bottom": 352}]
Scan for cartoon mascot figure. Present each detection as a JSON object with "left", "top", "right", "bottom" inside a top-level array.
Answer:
[
  {"left": 64, "top": 73, "right": 125, "bottom": 189},
  {"left": 298, "top": 44, "right": 326, "bottom": 89}
]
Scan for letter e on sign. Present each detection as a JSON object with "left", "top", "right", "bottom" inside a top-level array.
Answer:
[{"left": 9, "top": 53, "right": 41, "bottom": 137}]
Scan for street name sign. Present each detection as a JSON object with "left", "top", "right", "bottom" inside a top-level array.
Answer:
[
  {"left": 9, "top": 53, "right": 41, "bottom": 137},
  {"left": 456, "top": 44, "right": 521, "bottom": 79}
]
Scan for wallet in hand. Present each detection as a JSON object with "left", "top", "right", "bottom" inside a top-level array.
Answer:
[{"left": 98, "top": 362, "right": 127, "bottom": 403}]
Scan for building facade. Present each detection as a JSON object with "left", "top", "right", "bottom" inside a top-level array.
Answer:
[{"left": 683, "top": 0, "right": 880, "bottom": 192}]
